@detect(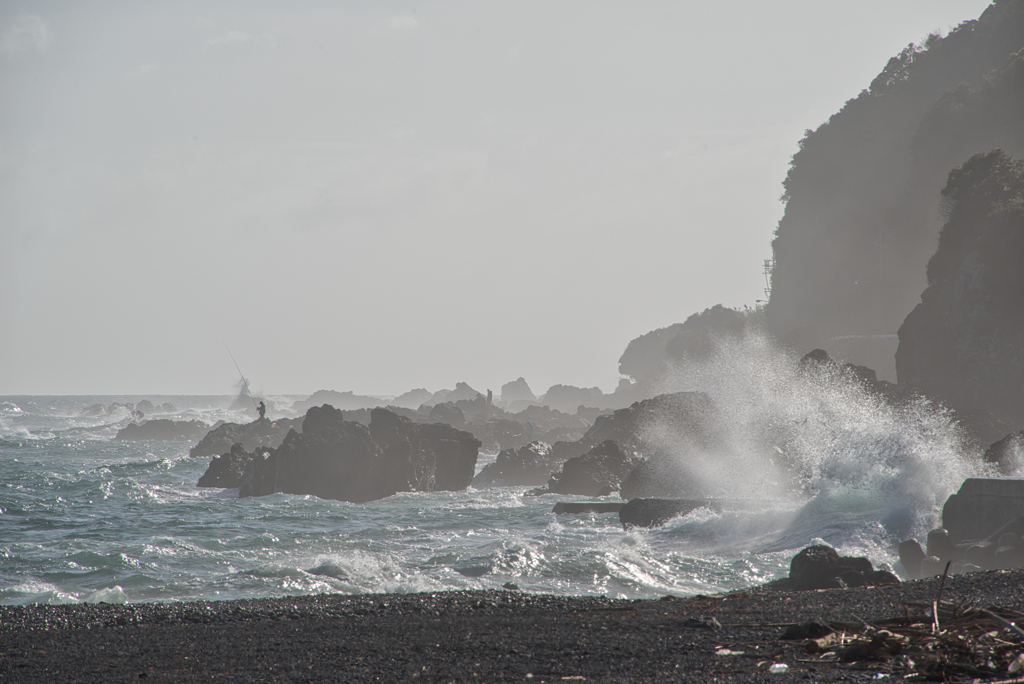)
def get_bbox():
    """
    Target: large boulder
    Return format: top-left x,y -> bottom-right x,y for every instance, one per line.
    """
768,545 -> 899,591
545,440 -> 639,496
237,405 -> 480,503
942,478 -> 1024,543
189,417 -> 299,458
115,419 -> 210,442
